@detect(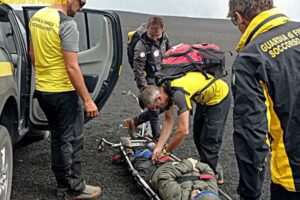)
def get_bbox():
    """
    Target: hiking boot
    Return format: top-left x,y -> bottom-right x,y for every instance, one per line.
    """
56,185 -> 69,199
122,119 -> 137,138
216,163 -> 224,185
120,137 -> 134,154
216,172 -> 224,185
66,185 -> 102,200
